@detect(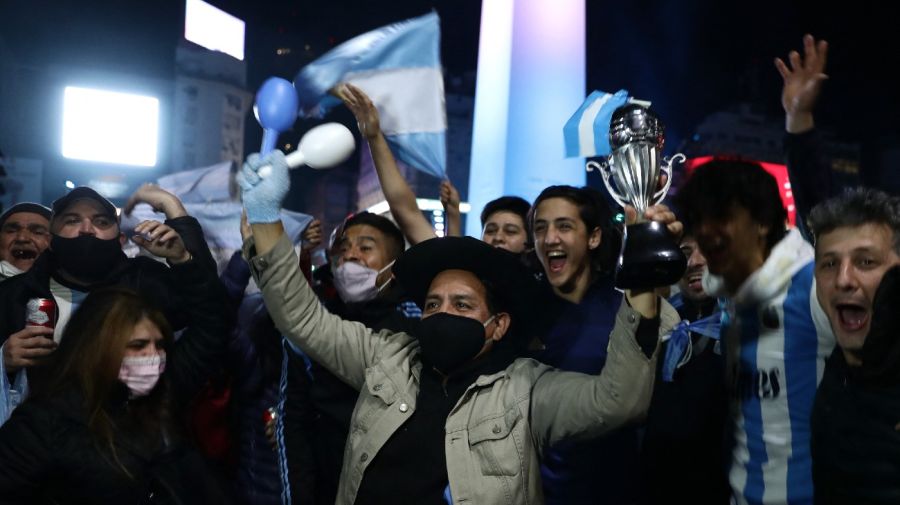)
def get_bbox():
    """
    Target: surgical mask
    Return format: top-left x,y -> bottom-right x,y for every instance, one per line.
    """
0,261 -> 23,278
332,260 -> 394,303
118,354 -> 166,398
51,234 -> 125,283
417,313 -> 496,375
